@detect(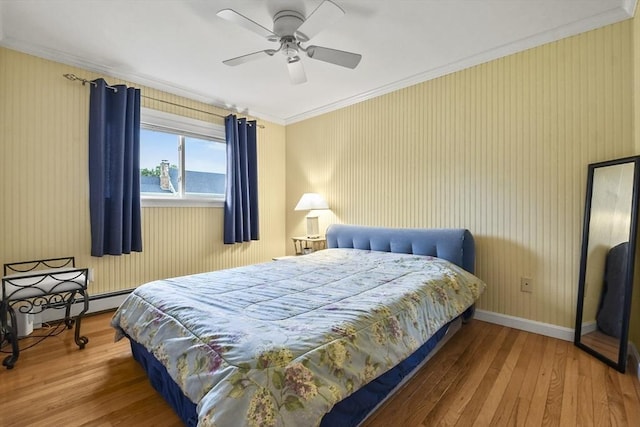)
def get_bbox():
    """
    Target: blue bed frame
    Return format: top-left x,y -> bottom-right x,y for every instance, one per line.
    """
127,224 -> 477,426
